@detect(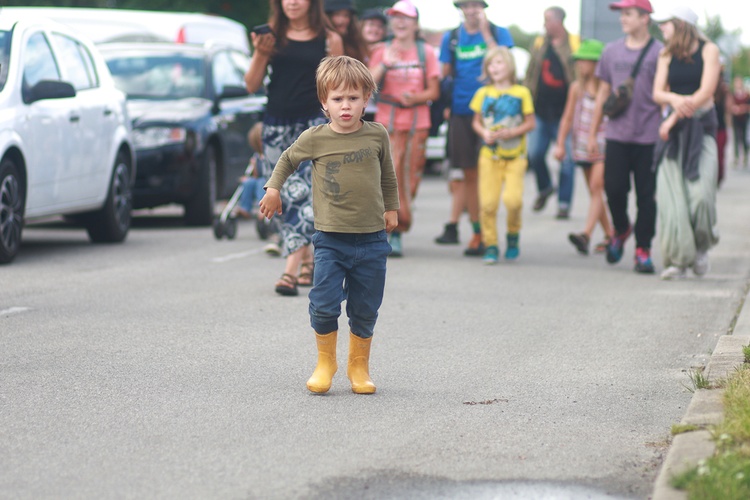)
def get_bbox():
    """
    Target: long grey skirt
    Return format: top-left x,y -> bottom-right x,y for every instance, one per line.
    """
656,134 -> 720,268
